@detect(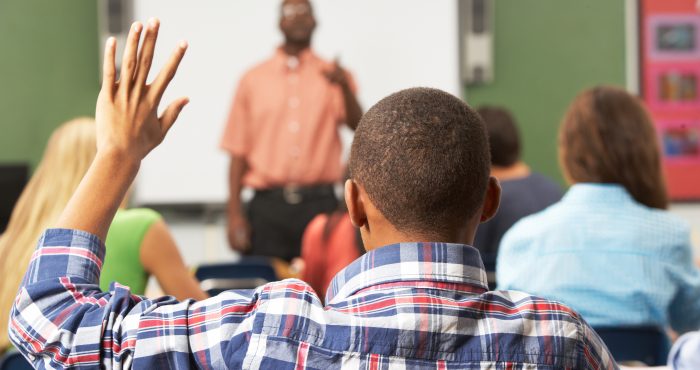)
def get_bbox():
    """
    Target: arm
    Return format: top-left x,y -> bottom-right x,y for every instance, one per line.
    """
667,234 -> 700,334
578,319 -> 618,370
668,331 -> 700,370
140,219 -> 208,301
340,81 -> 362,130
324,62 -> 362,130
56,20 -> 187,241
227,155 -> 251,252
9,19 -> 259,368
